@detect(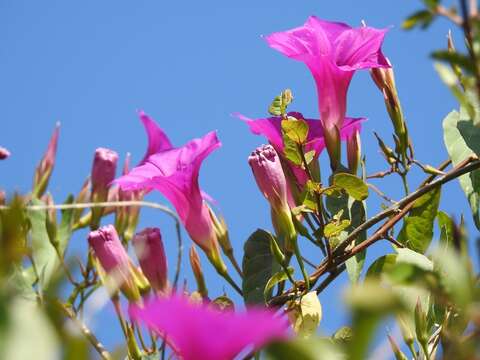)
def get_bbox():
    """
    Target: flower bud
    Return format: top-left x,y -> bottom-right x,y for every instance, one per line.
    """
33,124 -> 60,198
347,129 -> 361,175
88,224 -> 140,302
387,334 -> 408,360
323,125 -> 341,171
73,177 -> 91,224
0,190 -> 5,205
90,148 -> 118,229
249,145 -> 296,251
208,206 -> 232,255
189,245 -> 208,297
0,147 -> 10,160
133,227 -> 168,293
91,148 -> 118,200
